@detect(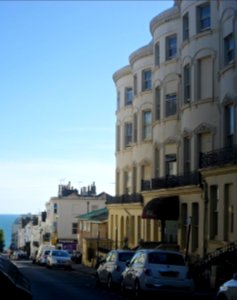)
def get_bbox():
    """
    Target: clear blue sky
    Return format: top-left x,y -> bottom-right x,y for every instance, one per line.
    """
0,0 -> 174,214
